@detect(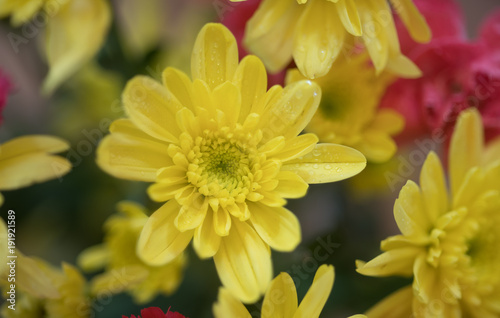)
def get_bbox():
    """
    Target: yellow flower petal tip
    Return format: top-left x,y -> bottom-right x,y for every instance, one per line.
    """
0,135 -> 71,192
97,22 -> 365,303
239,0 -> 430,78
213,264 -> 364,317
42,0 -> 111,94
357,110 -> 500,317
